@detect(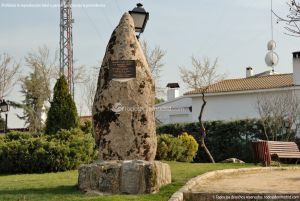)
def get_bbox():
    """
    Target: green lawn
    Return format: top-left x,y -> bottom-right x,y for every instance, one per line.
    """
0,162 -> 255,201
